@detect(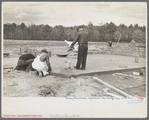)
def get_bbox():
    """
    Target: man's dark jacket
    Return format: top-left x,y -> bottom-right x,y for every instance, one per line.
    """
71,30 -> 89,47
